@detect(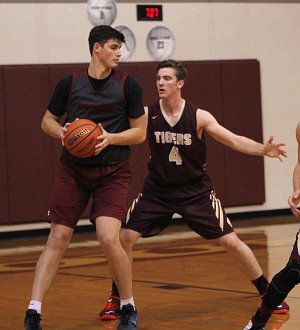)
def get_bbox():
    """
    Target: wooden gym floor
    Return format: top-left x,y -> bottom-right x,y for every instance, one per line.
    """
1,215 -> 300,329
